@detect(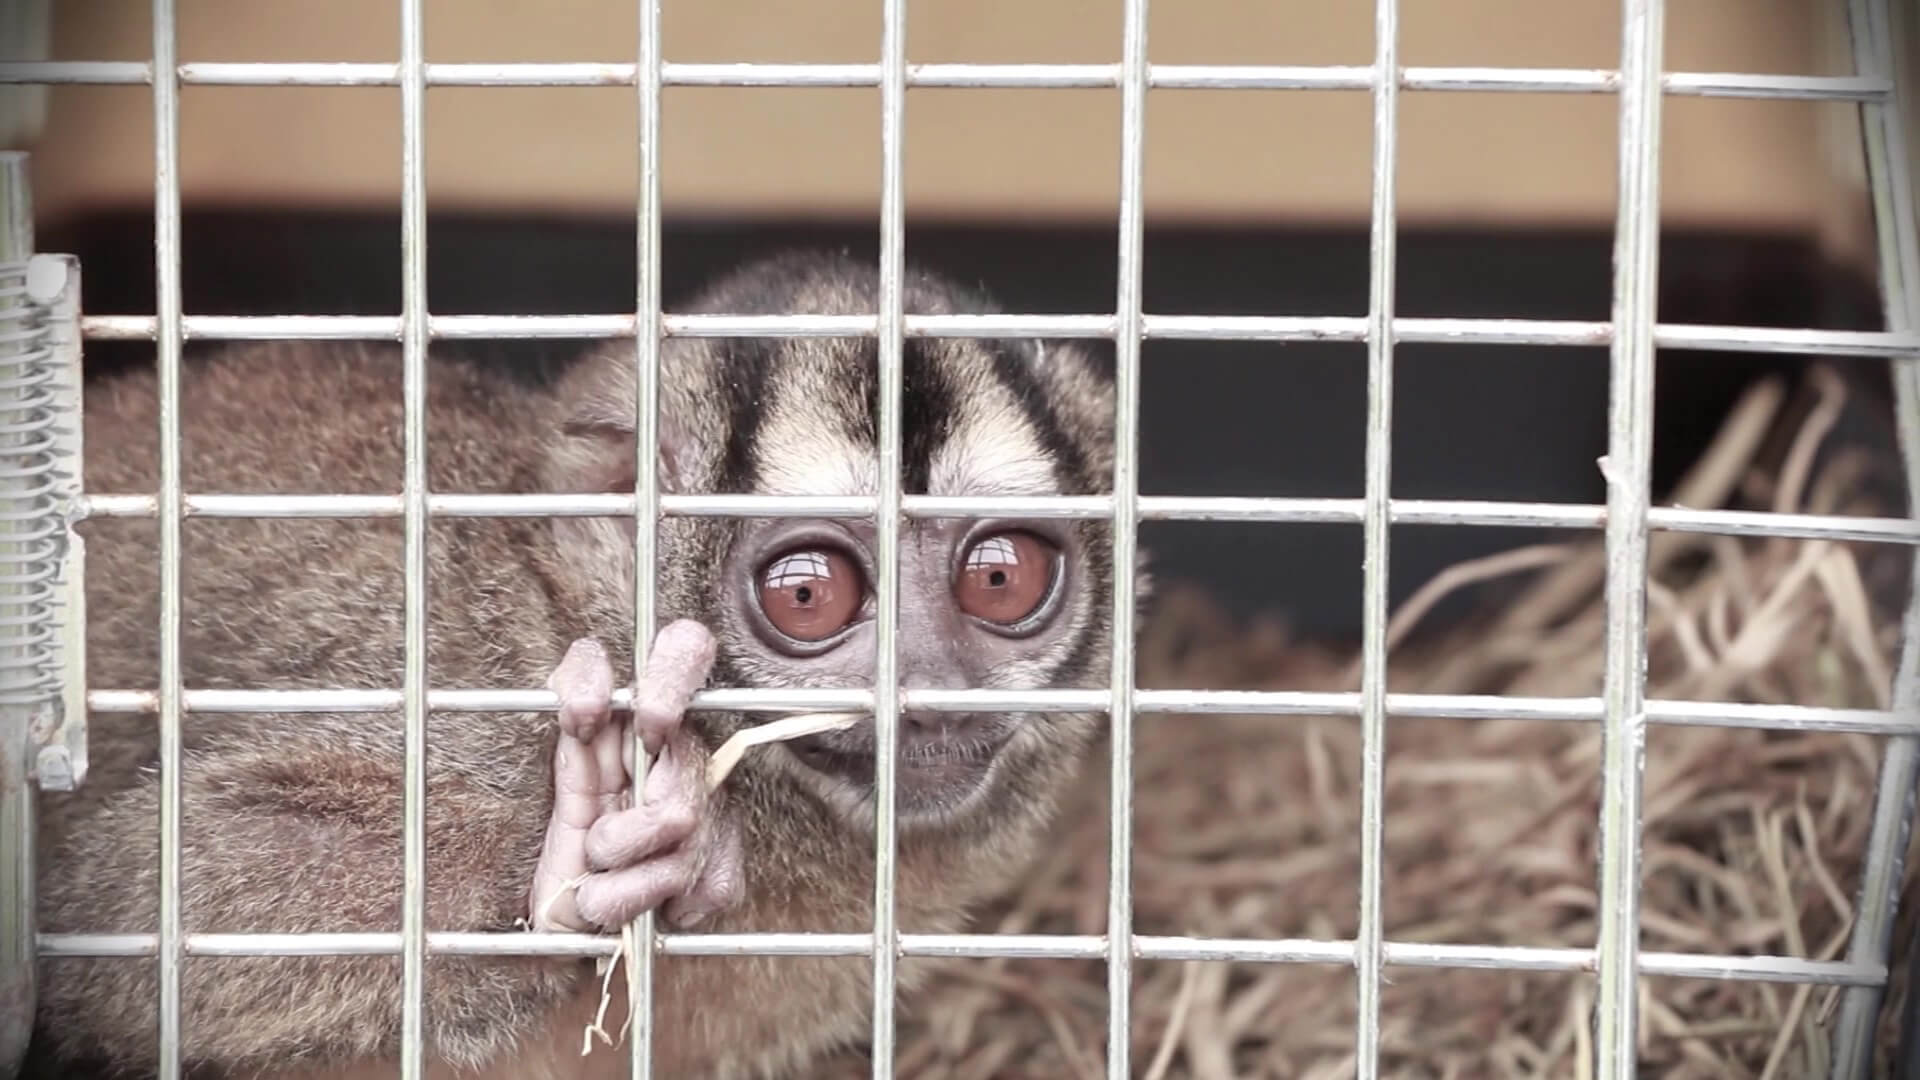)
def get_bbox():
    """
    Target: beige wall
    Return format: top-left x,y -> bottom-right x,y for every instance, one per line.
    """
23,0 -> 1869,234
